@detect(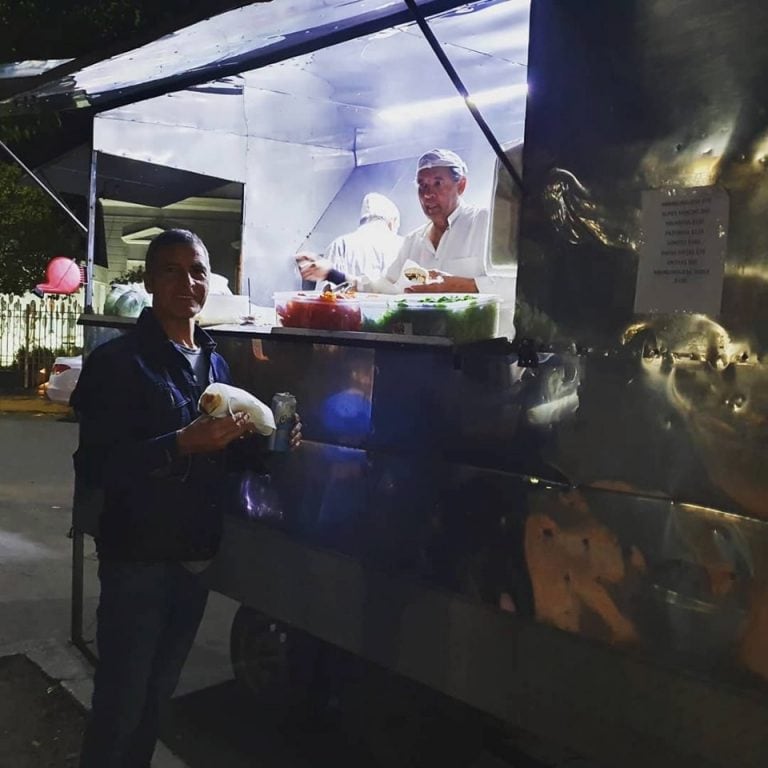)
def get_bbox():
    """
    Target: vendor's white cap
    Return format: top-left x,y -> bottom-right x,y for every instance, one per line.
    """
360,192 -> 399,222
416,148 -> 468,177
